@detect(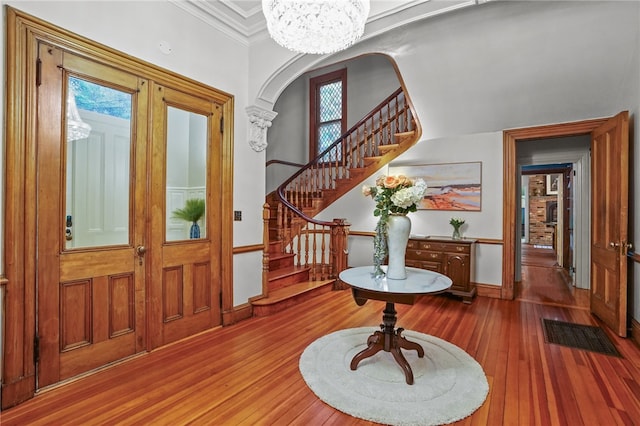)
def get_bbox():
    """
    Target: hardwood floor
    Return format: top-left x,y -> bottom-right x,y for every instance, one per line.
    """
517,244 -> 590,309
3,260 -> 639,425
